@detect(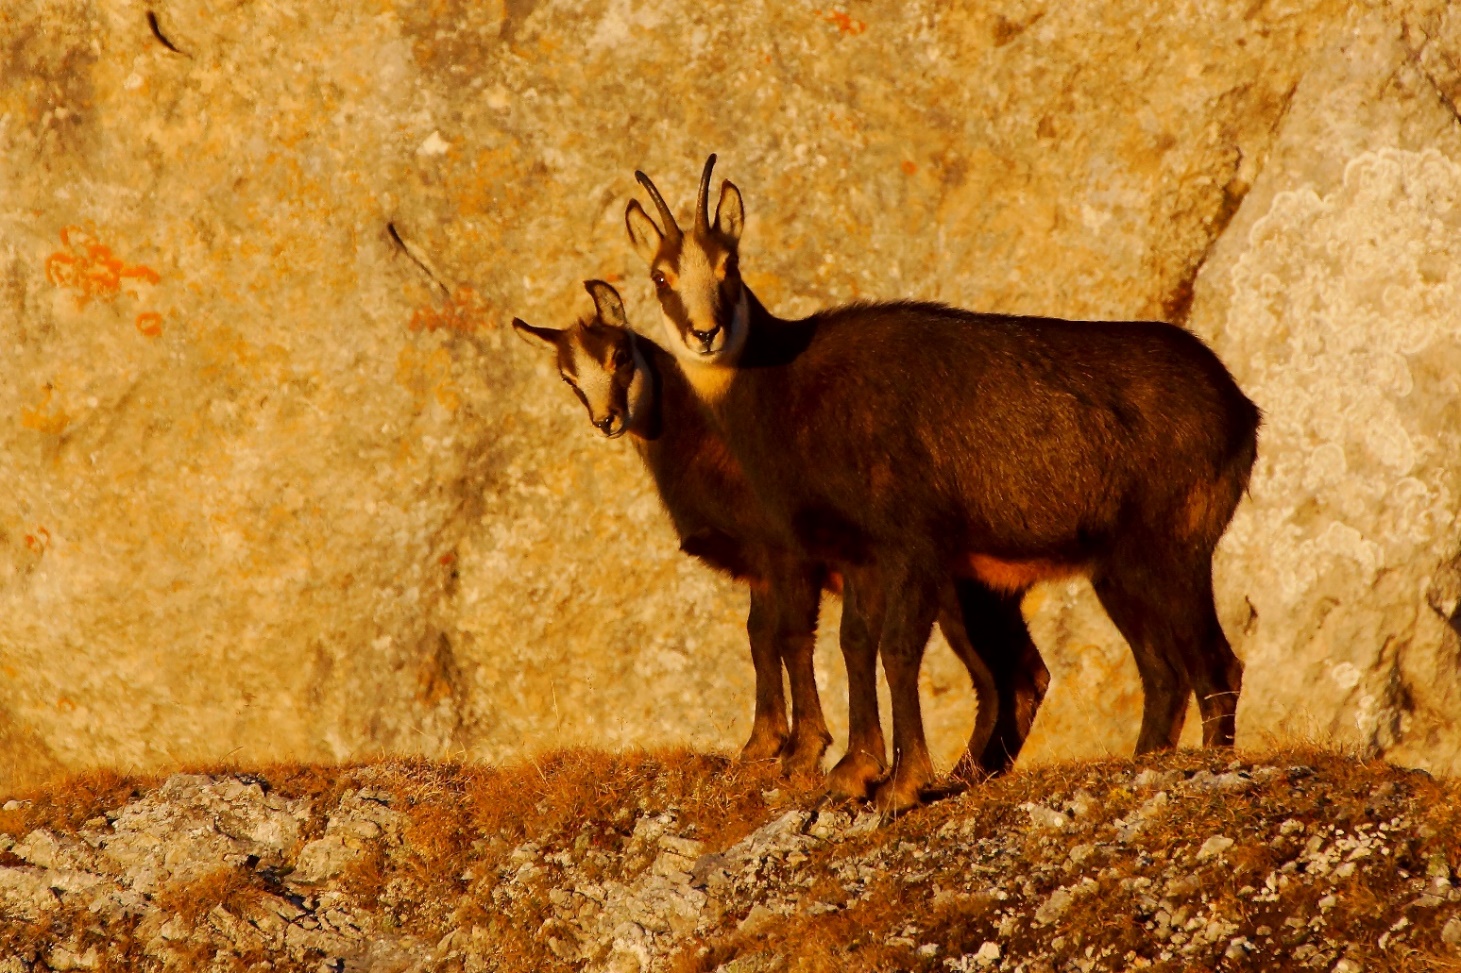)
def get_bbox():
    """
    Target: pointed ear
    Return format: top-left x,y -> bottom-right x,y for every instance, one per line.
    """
625,200 -> 664,264
511,317 -> 564,350
583,280 -> 628,329
714,180 -> 744,243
